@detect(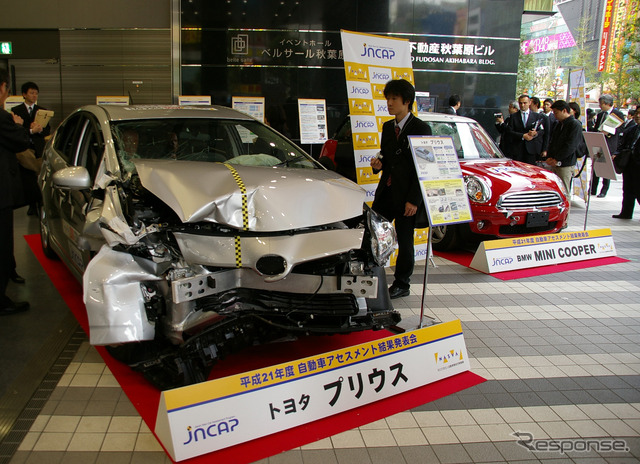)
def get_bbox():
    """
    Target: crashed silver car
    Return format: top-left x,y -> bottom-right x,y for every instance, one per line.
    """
39,105 -> 399,390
